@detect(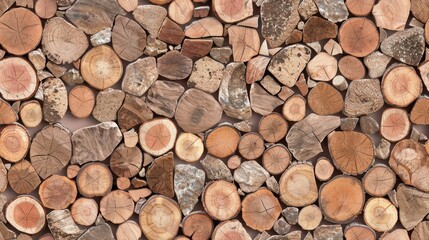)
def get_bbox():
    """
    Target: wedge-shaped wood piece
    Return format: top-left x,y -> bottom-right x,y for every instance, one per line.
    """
411,97 -> 429,124
0,57 -> 38,101
242,188 -> 281,231
364,197 -> 397,232
363,164 -> 396,197
372,0 -> 410,31
139,195 -> 181,240
76,162 -> 113,197
132,5 -> 166,37
382,65 -> 422,107
411,0 -> 429,23
182,212 -> 213,240
146,152 -> 175,198
380,108 -> 410,142
8,160 -> 40,194
39,175 -> 77,210
184,17 -> 223,38
0,123 -> 30,163
397,184 -> 429,230
181,39 -> 213,60
147,80 -> 184,118
0,8 -> 42,55
118,0 -> 137,12
228,26 -> 260,62
6,196 -> 45,235
308,82 -> 343,115
158,18 -> 184,45
0,99 -> 17,124
110,144 -> 142,178
71,198 -> 98,226
65,0 -> 125,34
319,176 -> 365,223
118,94 -> 153,130
100,190 -> 134,224
42,17 -> 88,64
203,180 -> 241,221
30,124 -> 71,179
206,124 -> 241,159
112,15 -> 146,62
303,16 -> 338,43
339,17 -> 379,57
411,221 -> 429,240
157,50 -> 192,80
279,163 -> 318,207
212,220 -> 251,240
139,118 -> 177,157
246,56 -> 270,84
